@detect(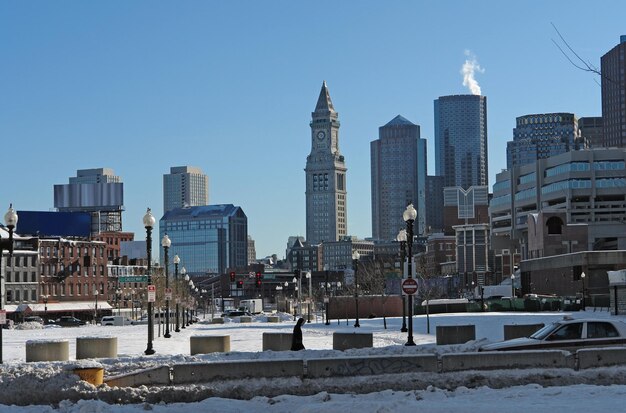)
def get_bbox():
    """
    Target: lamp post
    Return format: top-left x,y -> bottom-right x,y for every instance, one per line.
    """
1,204 -> 18,364
324,265 -> 330,325
181,269 -> 188,329
161,234 -> 172,338
93,289 -> 99,323
511,274 -> 515,297
131,289 -> 136,320
403,204 -> 417,346
581,271 -> 586,310
305,271 -> 312,323
397,229 -> 408,333
284,281 -> 289,314
352,251 -> 360,328
275,285 -> 283,311
173,255 -> 180,332
116,288 -> 122,316
292,276 -> 298,321
143,208 -> 156,355
187,278 -> 193,326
